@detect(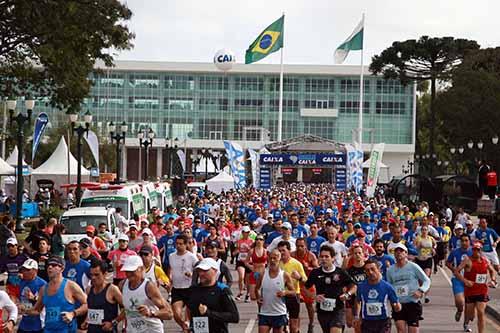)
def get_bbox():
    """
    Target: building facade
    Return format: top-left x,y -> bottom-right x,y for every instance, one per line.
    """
35,61 -> 416,182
